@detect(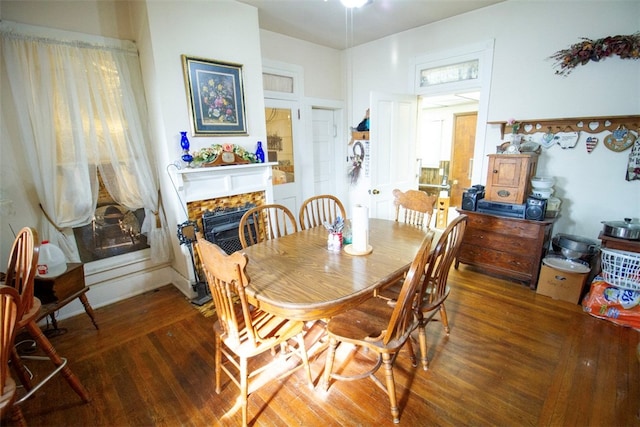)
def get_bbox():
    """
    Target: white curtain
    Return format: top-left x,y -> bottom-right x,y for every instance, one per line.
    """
0,22 -> 172,264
